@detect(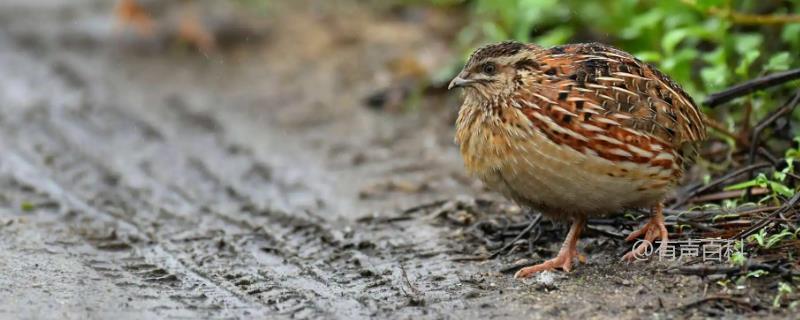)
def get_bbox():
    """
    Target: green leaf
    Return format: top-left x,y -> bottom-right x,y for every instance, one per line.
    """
662,28 -> 690,55
781,24 -> 800,48
730,251 -> 747,266
481,21 -> 509,42
724,176 -> 763,191
764,52 -> 792,72
701,64 -> 729,91
734,33 -> 763,55
620,9 -> 663,40
766,229 -> 794,248
634,51 -> 662,63
735,50 -> 760,77
534,26 -> 574,47
746,269 -> 768,278
20,201 -> 35,212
